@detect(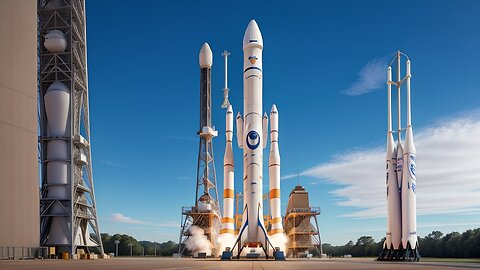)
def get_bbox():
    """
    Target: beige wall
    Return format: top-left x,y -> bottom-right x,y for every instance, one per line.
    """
0,0 -> 39,247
